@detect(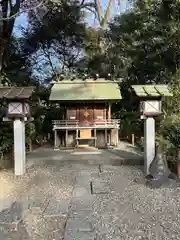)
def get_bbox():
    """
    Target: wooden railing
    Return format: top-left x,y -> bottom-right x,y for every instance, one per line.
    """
52,119 -> 120,129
